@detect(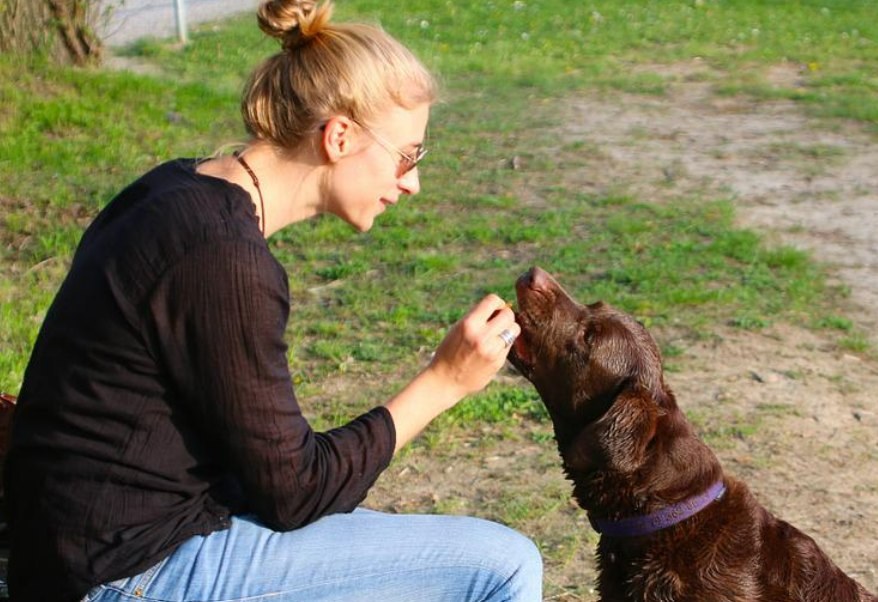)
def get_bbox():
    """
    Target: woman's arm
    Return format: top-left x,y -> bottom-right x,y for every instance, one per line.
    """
149,239 -> 396,530
150,239 -> 517,526
385,294 -> 519,453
